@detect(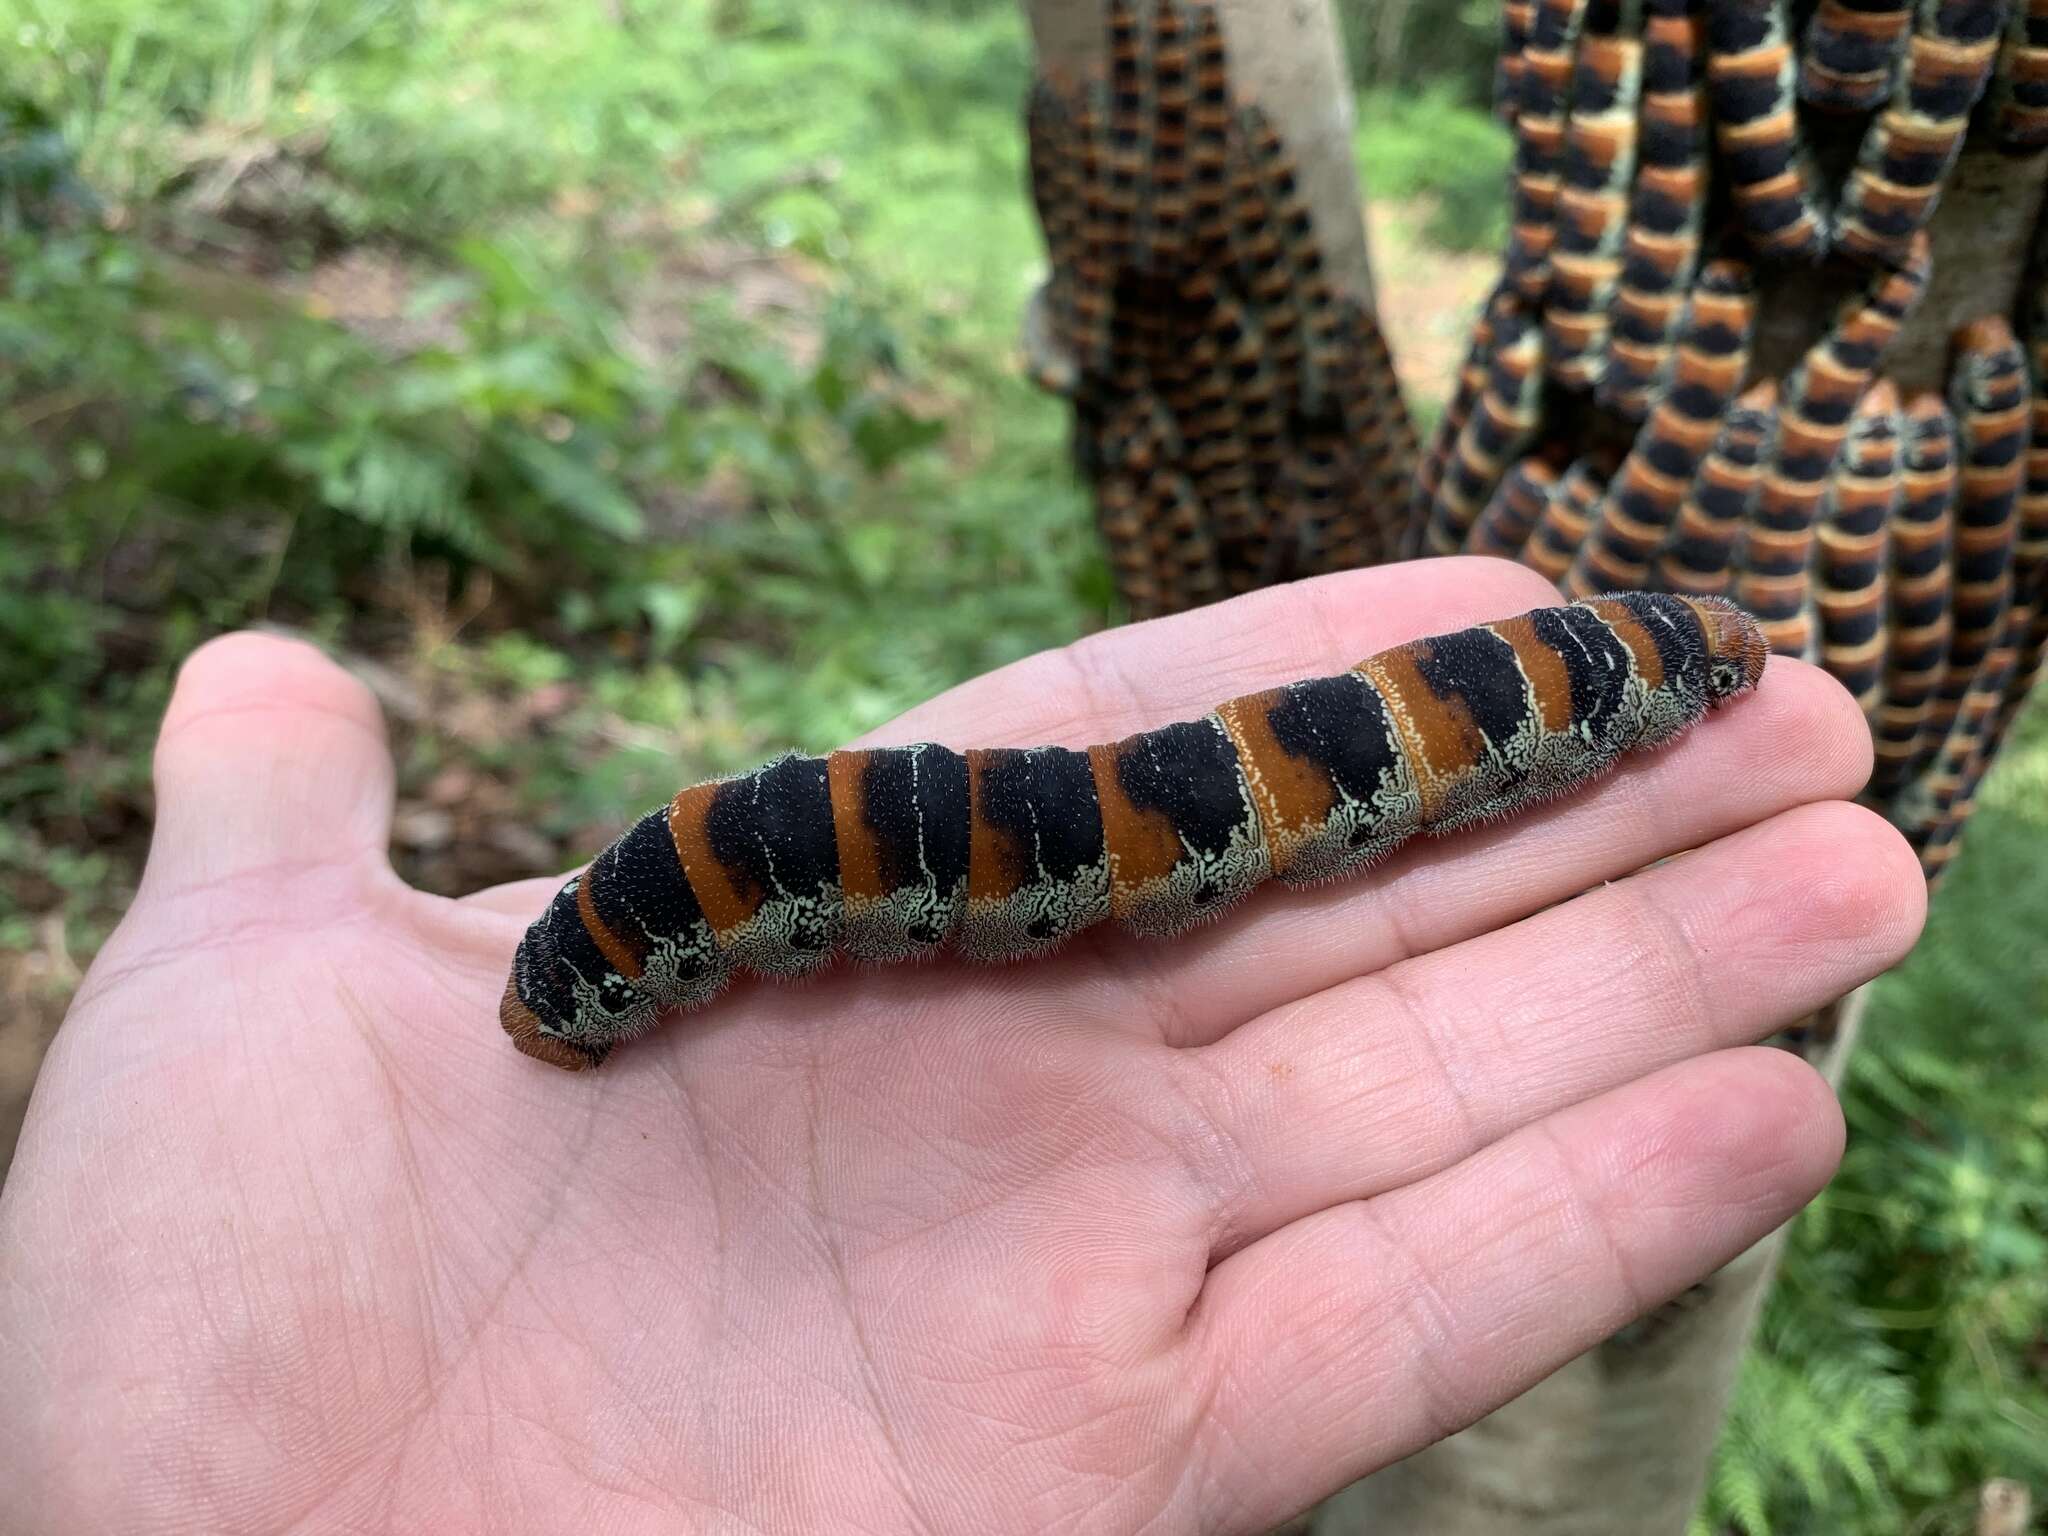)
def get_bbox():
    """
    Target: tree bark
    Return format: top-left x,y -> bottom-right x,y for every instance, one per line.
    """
1019,0 -> 1378,308
1016,0 -> 1414,616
